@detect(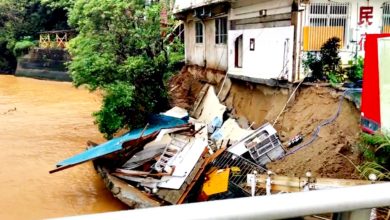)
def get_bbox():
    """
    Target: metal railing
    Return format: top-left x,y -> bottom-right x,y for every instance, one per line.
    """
51,182 -> 390,220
